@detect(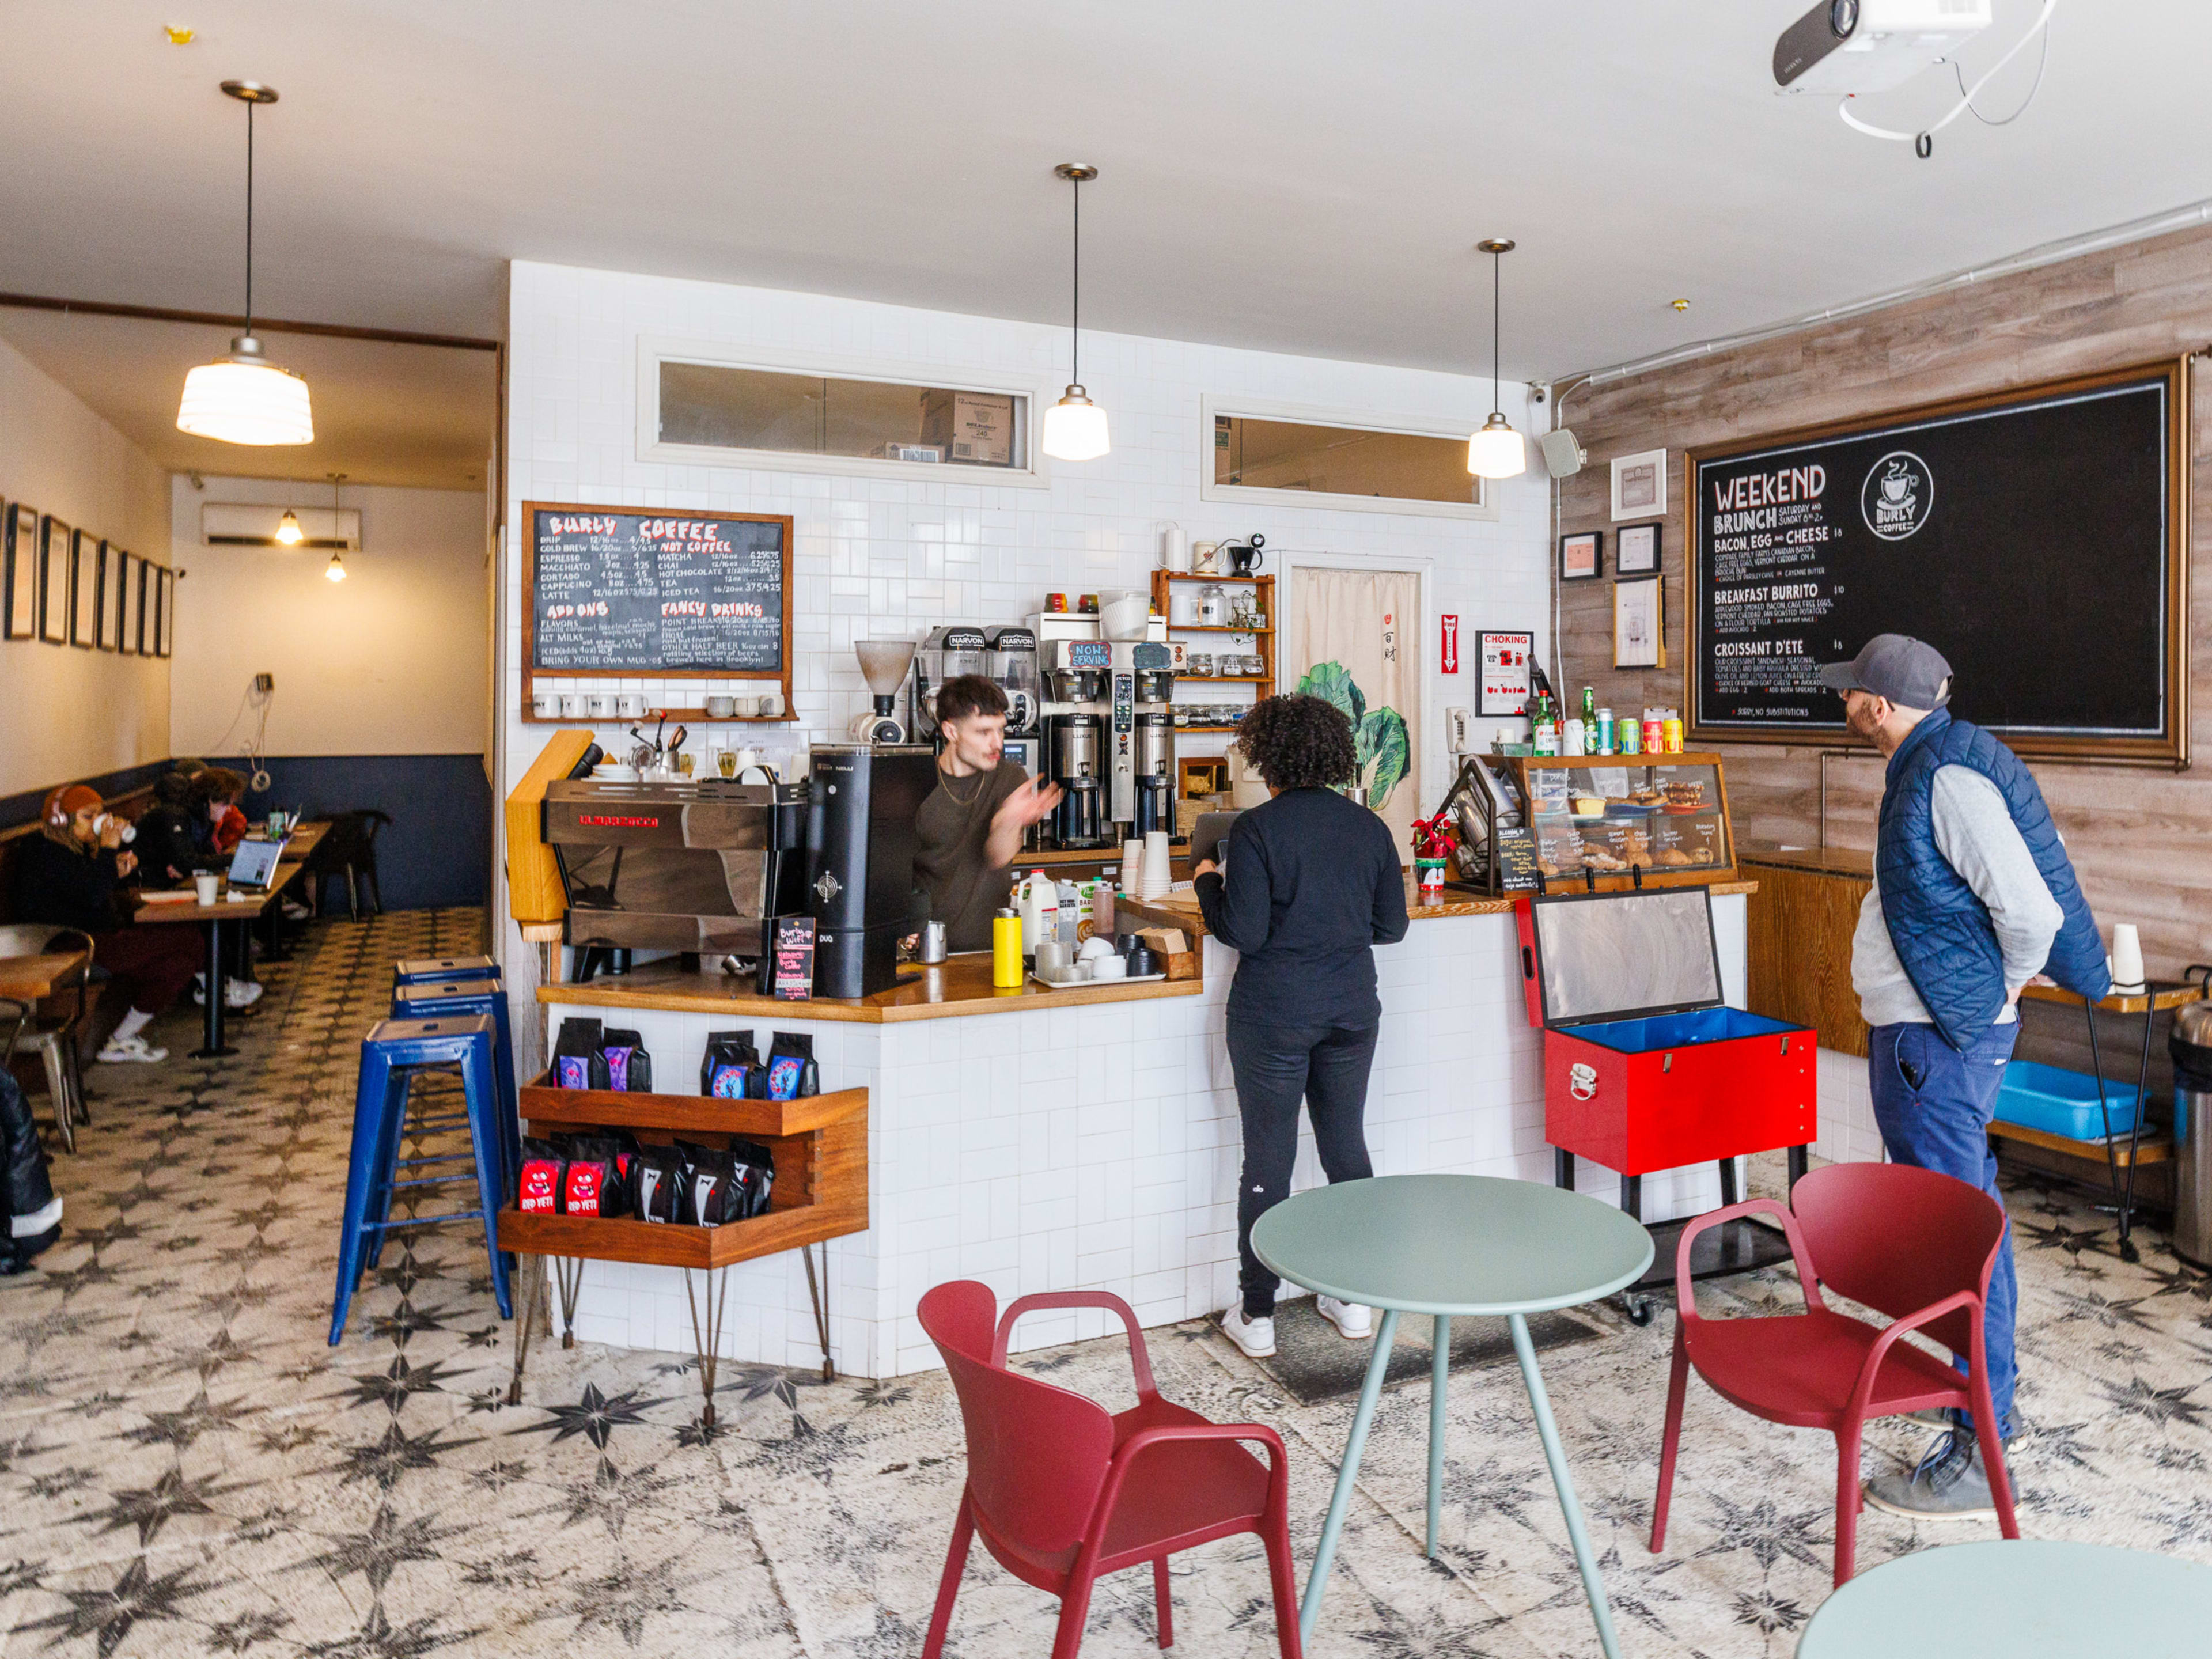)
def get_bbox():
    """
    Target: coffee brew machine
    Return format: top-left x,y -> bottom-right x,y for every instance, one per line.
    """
1111,640 -> 1176,838
1039,637 -> 1112,848
805,744 -> 935,998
